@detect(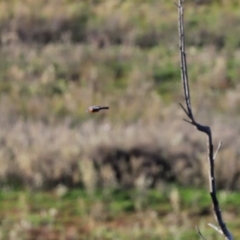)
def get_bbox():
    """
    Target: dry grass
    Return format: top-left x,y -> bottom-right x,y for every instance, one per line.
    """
0,2 -> 239,239
0,108 -> 239,190
0,0 -> 239,190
